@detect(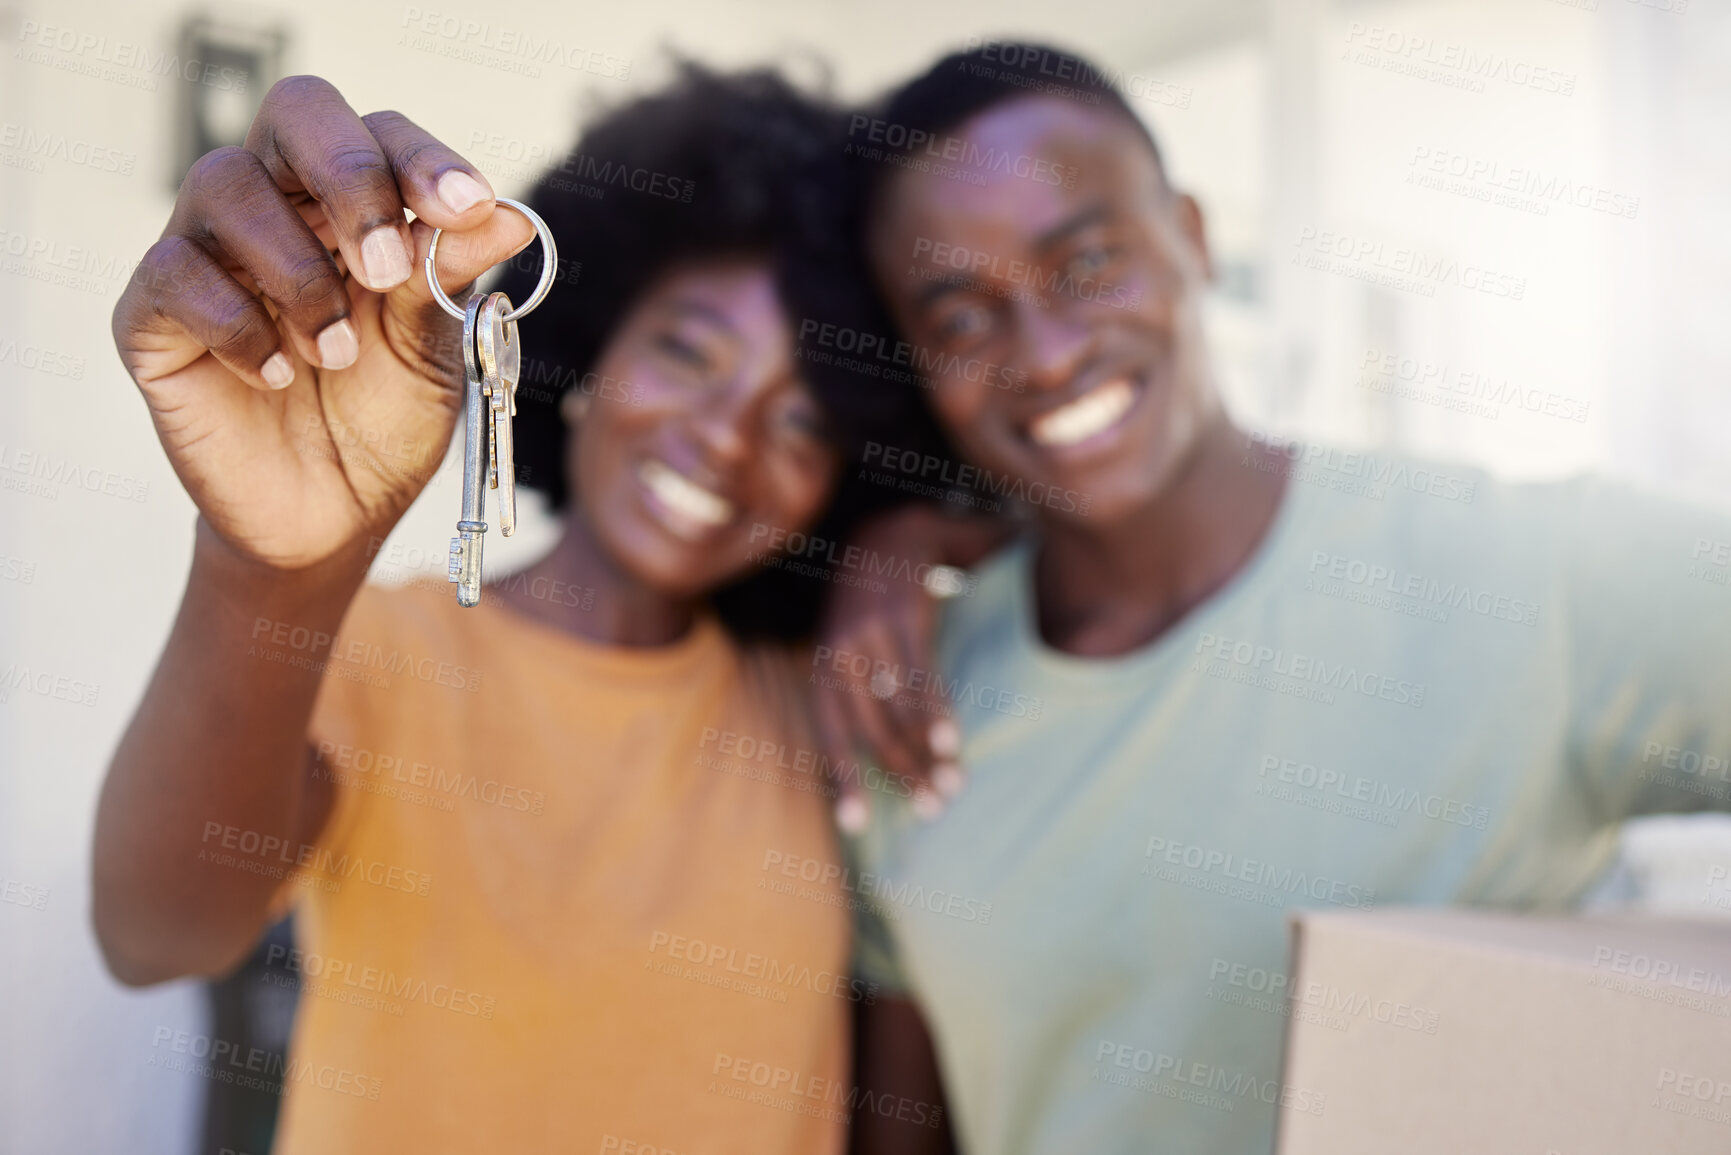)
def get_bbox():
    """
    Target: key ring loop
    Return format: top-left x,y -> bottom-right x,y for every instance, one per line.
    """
424,196 -> 557,324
